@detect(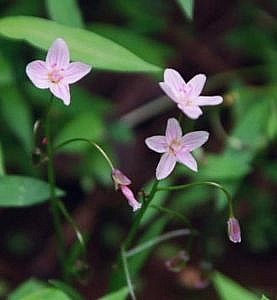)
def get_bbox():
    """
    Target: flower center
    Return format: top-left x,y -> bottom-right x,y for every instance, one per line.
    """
169,138 -> 182,155
178,84 -> 194,106
48,69 -> 64,83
